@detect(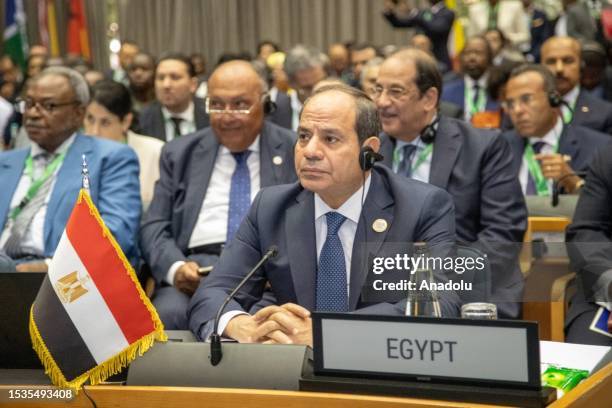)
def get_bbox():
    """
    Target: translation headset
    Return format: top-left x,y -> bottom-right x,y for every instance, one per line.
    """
548,91 -> 562,108
263,95 -> 277,115
359,145 -> 383,171
420,113 -> 441,144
